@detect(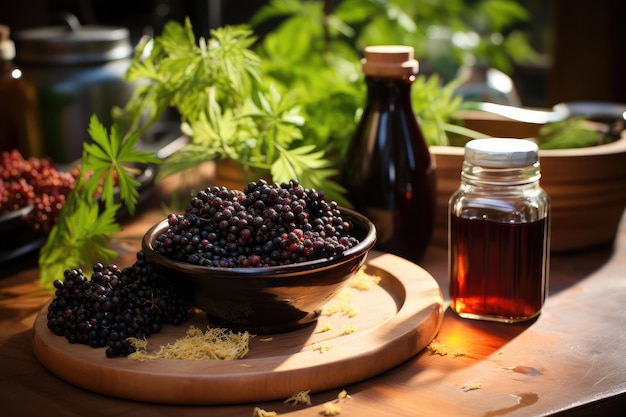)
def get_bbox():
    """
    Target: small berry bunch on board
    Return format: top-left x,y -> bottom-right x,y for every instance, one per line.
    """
152,179 -> 361,268
47,253 -> 189,358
